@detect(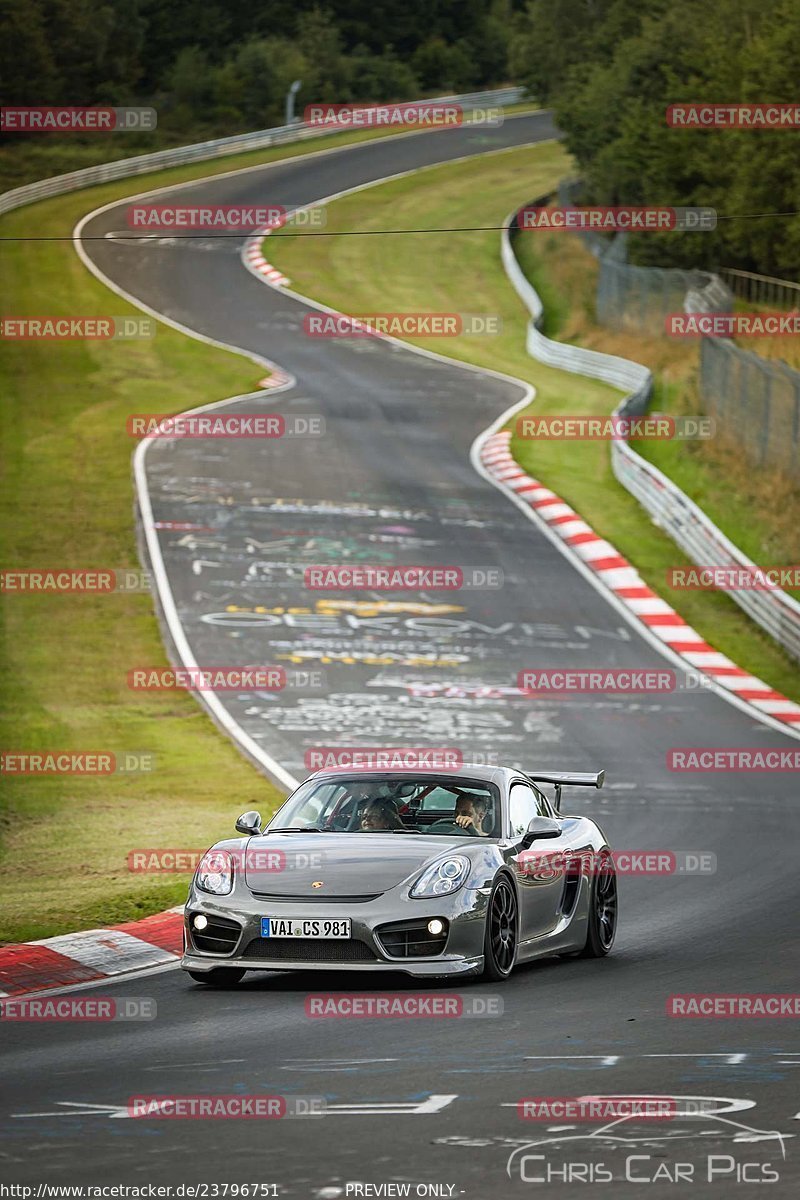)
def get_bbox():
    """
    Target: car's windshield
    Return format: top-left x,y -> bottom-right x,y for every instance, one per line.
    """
269,775 -> 501,837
